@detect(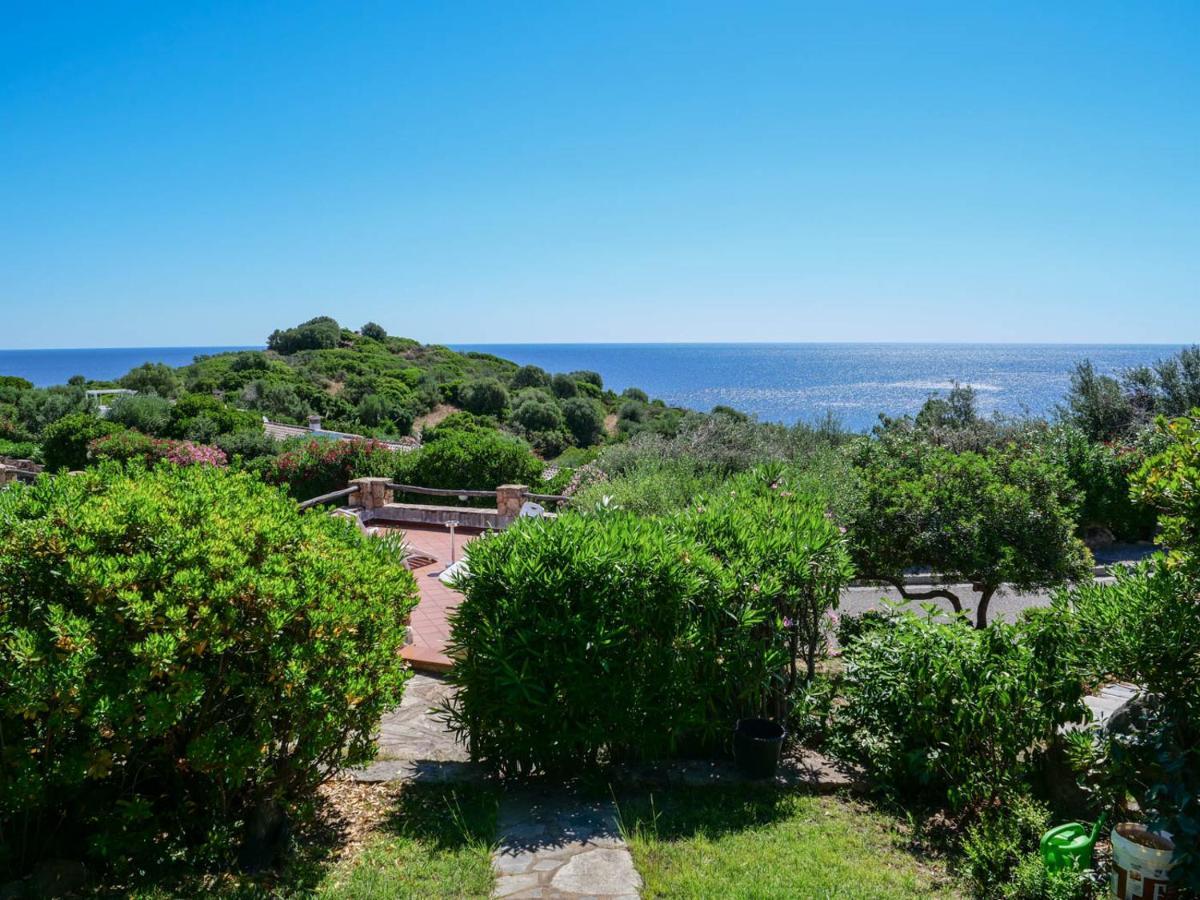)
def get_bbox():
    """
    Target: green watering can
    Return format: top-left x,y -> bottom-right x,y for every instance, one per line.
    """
1040,817 -> 1105,873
